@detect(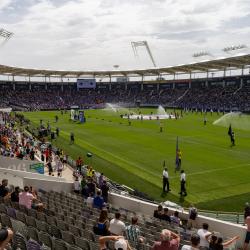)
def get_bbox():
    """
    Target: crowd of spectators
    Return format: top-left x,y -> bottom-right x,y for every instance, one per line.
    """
176,85 -> 250,111
0,112 -> 37,161
1,83 -> 250,111
72,163 -> 110,211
